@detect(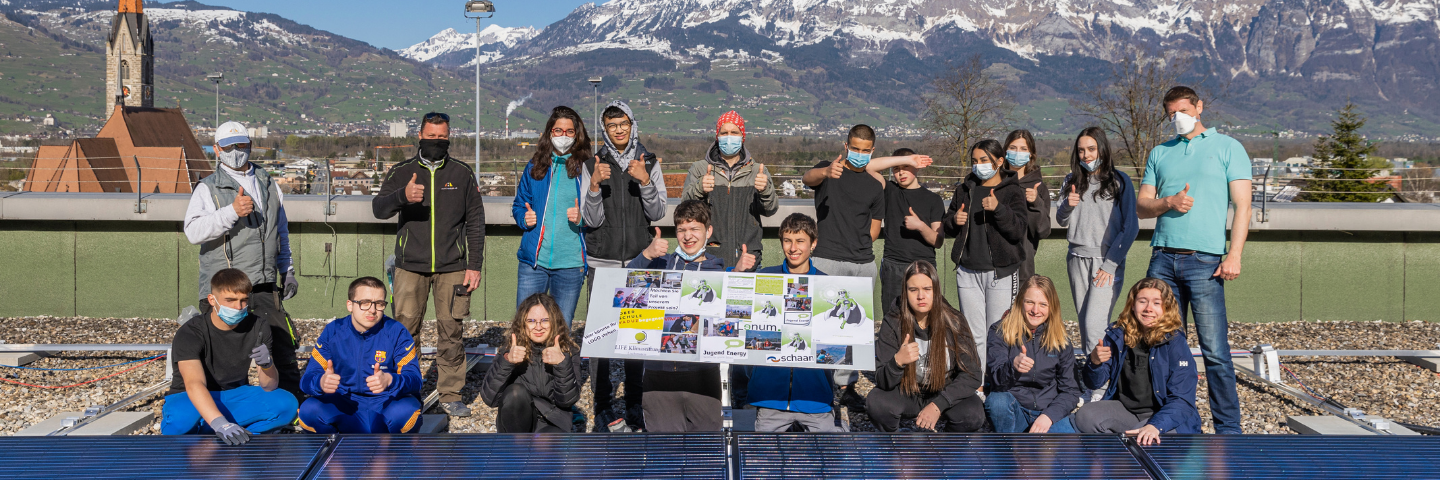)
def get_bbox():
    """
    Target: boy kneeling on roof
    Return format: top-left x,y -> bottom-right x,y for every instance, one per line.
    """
162,268 -> 298,445
297,277 -> 424,434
